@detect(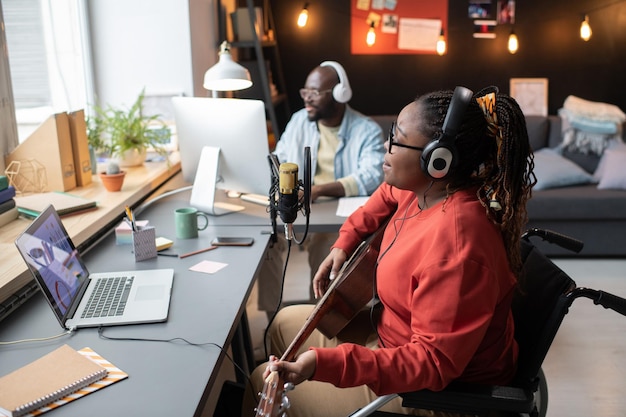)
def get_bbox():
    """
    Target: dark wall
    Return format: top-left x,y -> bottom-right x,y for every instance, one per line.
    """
270,0 -> 626,117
